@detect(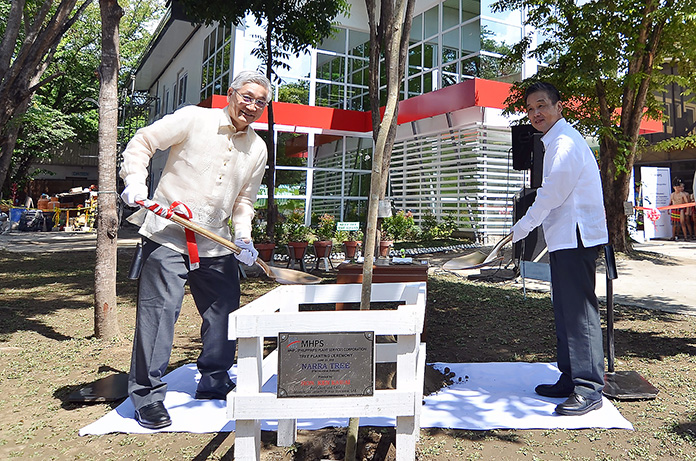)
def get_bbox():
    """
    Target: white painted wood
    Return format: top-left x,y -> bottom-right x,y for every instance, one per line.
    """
229,390 -> 417,420
227,281 -> 427,460
395,415 -> 416,461
375,342 -> 398,363
276,419 -> 296,447
235,419 -> 261,461
233,309 -> 423,339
